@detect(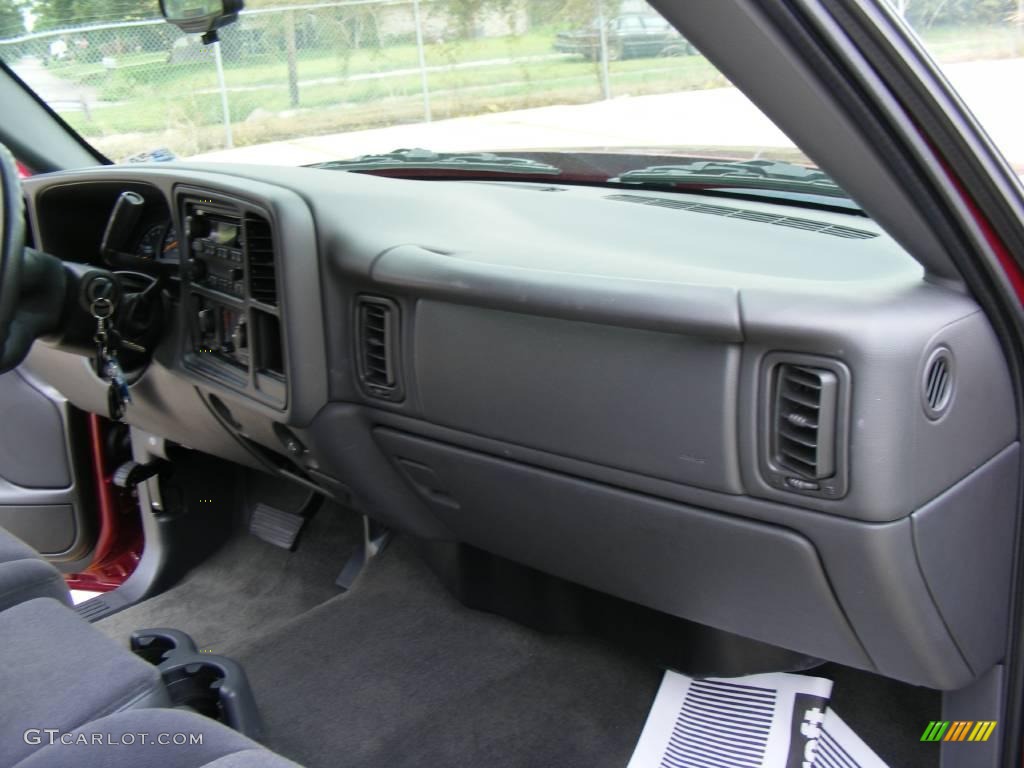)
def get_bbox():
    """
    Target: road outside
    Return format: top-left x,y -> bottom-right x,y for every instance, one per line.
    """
10,55 -> 100,112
